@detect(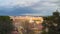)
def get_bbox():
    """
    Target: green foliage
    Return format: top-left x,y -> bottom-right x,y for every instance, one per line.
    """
53,10 -> 60,17
0,16 -> 14,34
42,10 -> 60,34
42,30 -> 48,34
